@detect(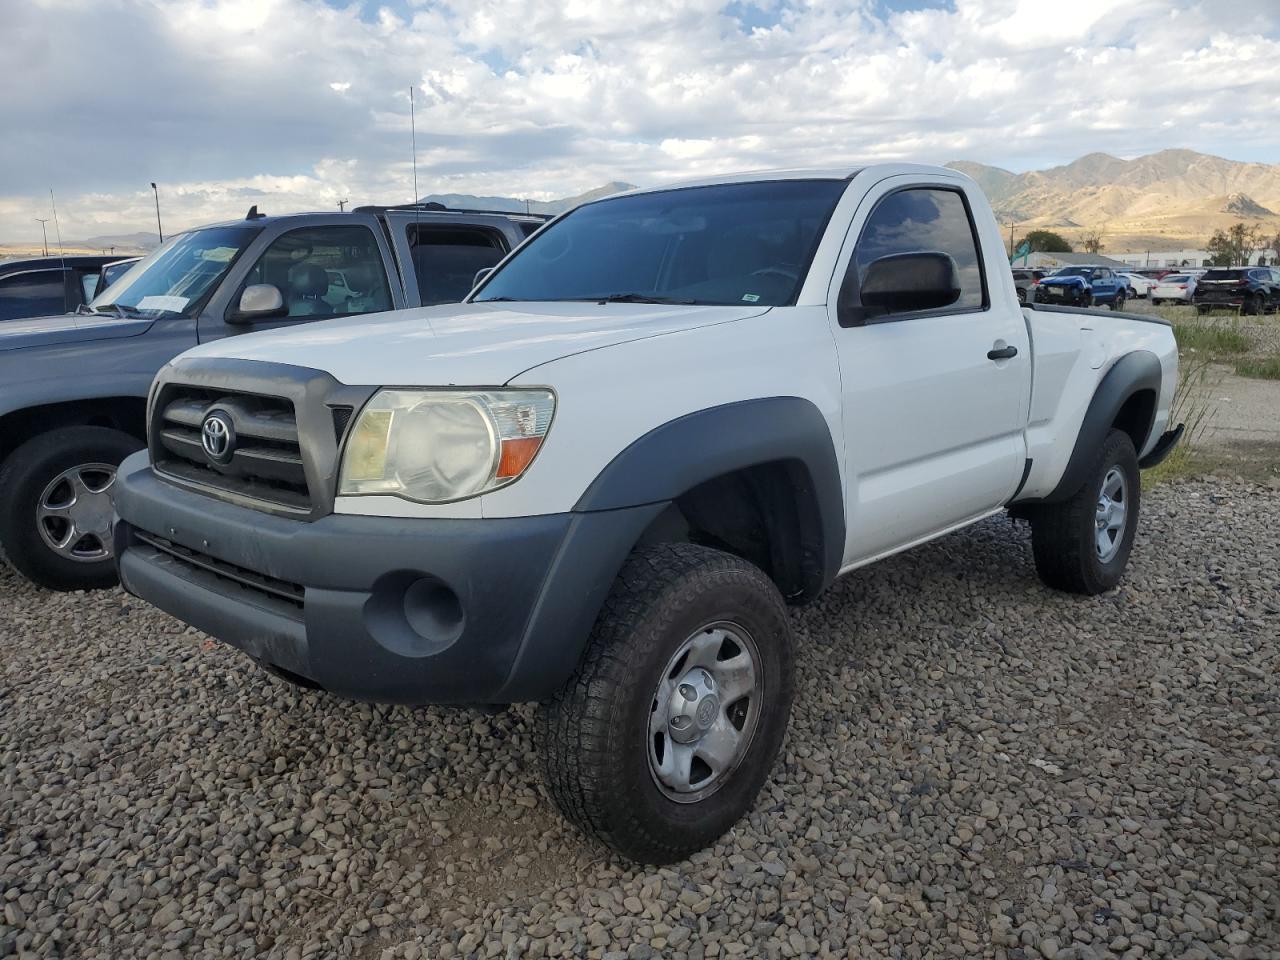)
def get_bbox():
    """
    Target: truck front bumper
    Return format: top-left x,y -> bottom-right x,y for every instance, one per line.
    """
113,452 -> 662,705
